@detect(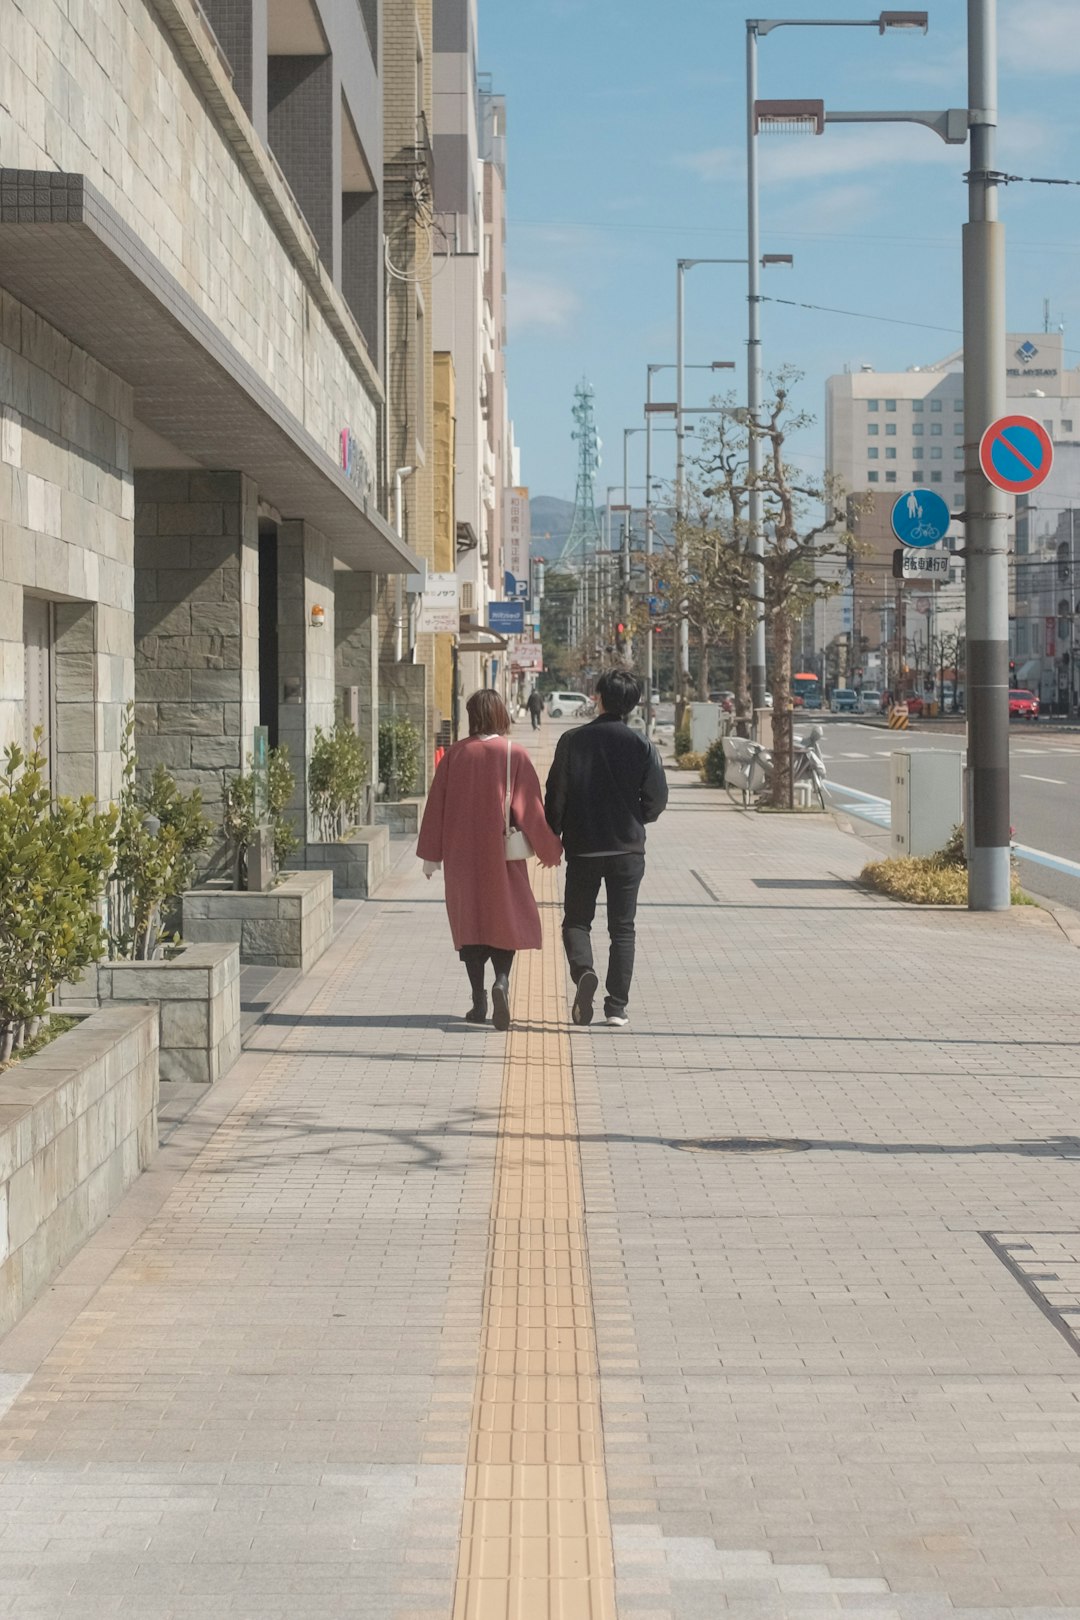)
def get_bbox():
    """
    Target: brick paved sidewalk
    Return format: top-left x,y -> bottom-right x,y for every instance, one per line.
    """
1,739 -> 1080,1618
